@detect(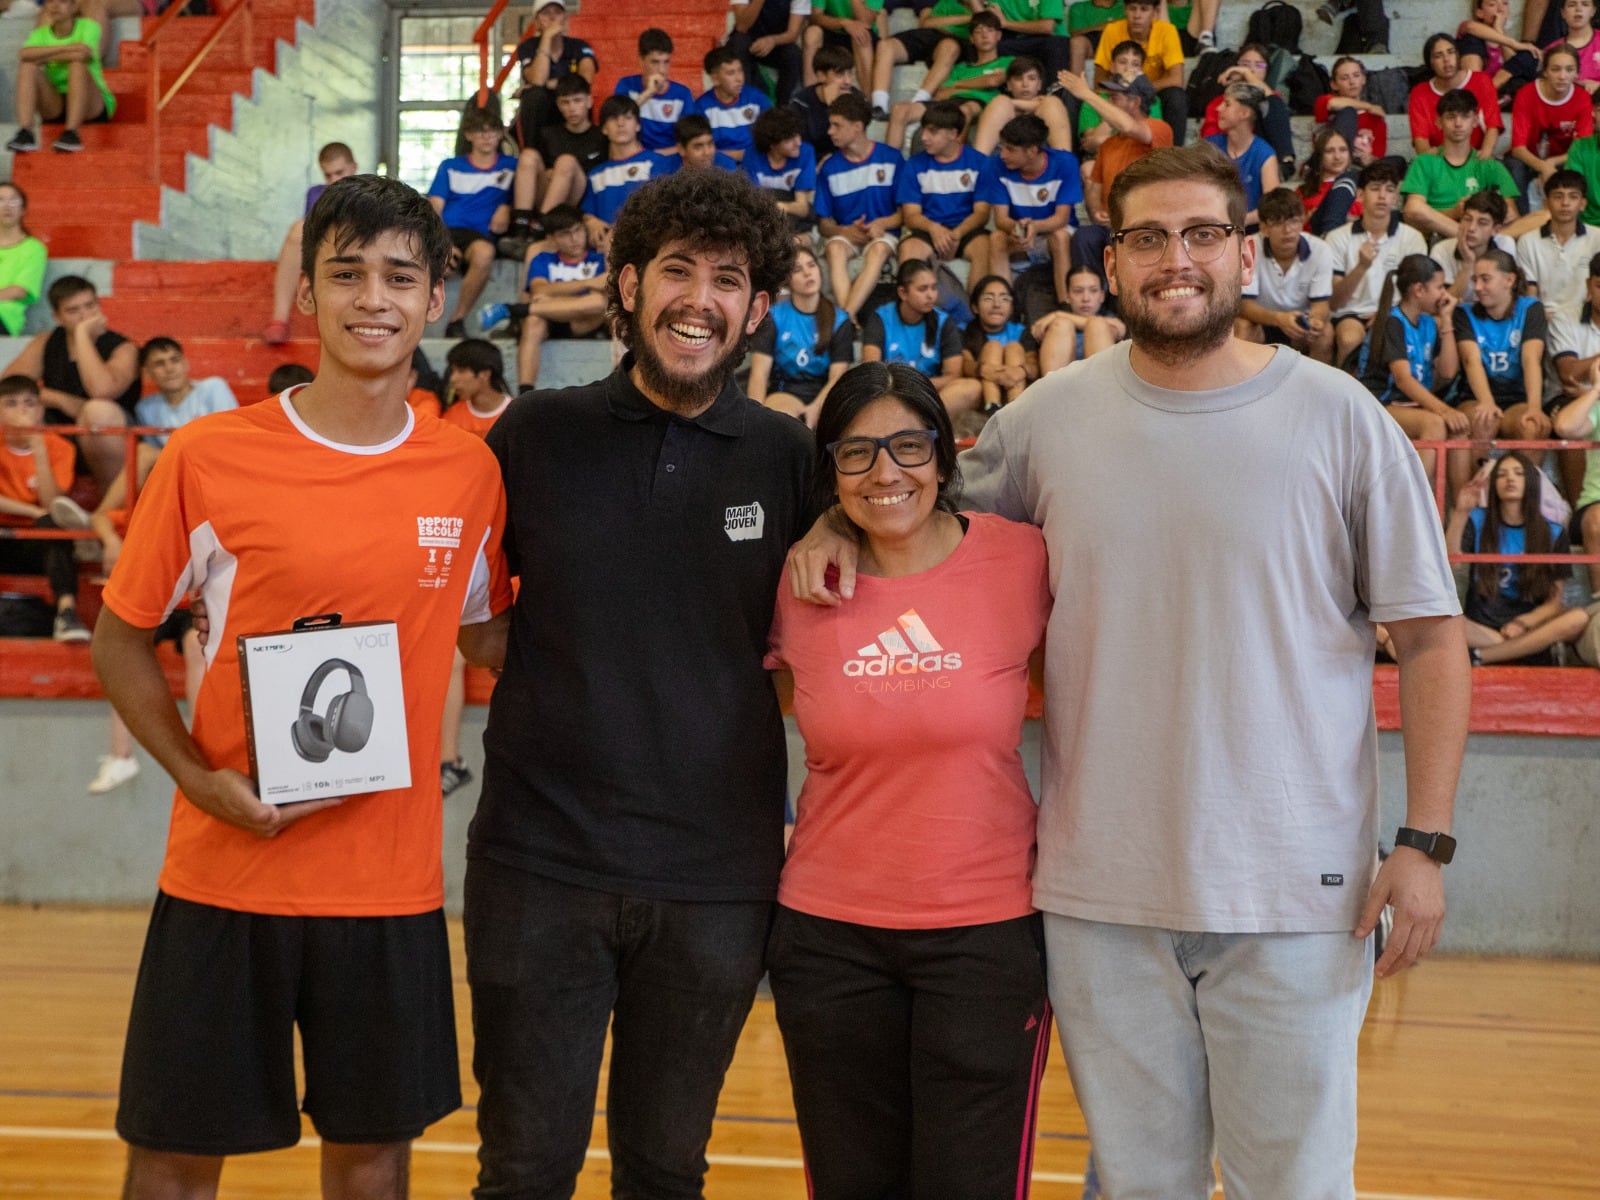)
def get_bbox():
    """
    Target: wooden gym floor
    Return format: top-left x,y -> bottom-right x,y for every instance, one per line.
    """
1,905 -> 1596,1198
